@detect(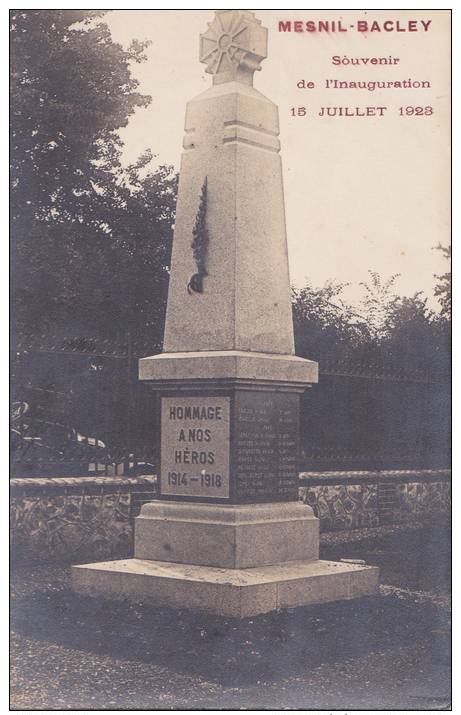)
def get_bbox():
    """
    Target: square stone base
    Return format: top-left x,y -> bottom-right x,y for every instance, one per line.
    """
72,558 -> 379,618
135,501 -> 319,568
